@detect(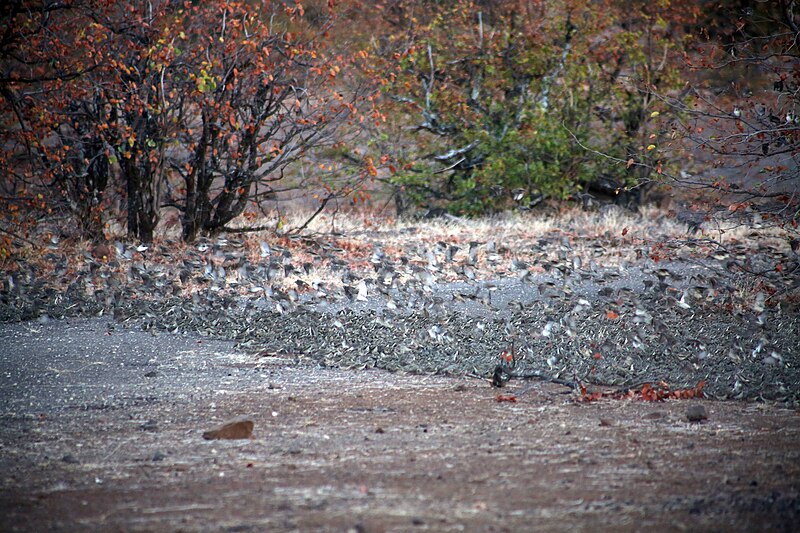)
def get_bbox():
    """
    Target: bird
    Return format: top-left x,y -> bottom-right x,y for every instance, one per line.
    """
468,241 -> 480,265
356,279 -> 368,302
